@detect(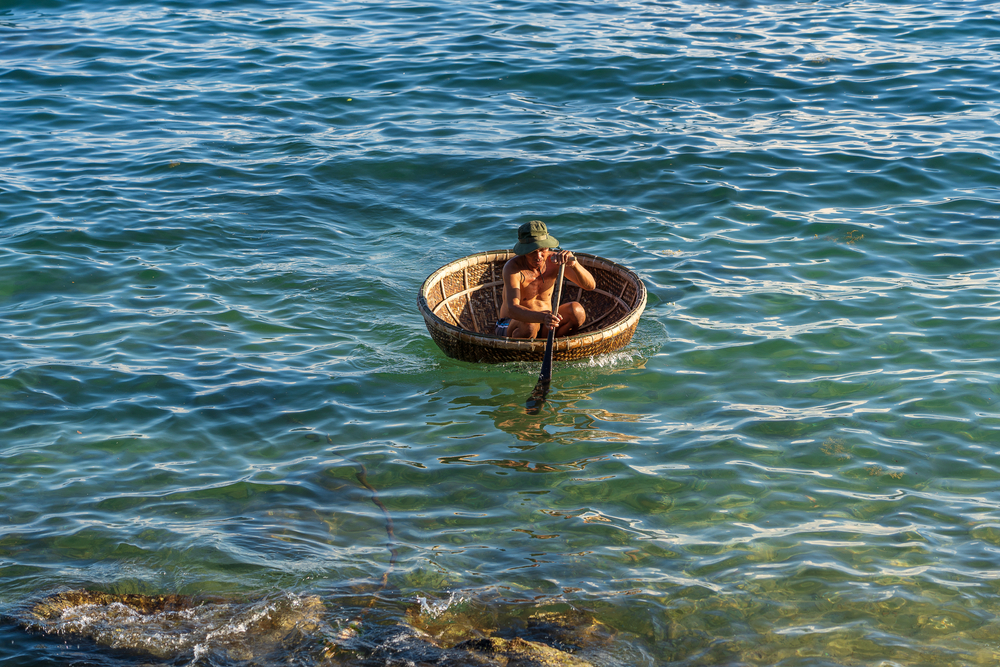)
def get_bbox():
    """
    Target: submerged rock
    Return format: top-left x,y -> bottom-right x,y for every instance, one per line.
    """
454,636 -> 594,666
14,589 -> 324,661
342,623 -> 595,666
10,590 -> 607,666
